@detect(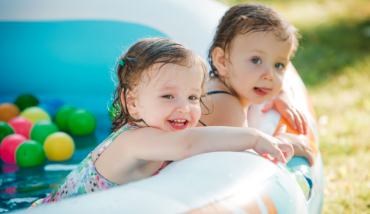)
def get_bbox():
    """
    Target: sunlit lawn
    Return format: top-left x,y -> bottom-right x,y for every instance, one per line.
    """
218,0 -> 370,213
